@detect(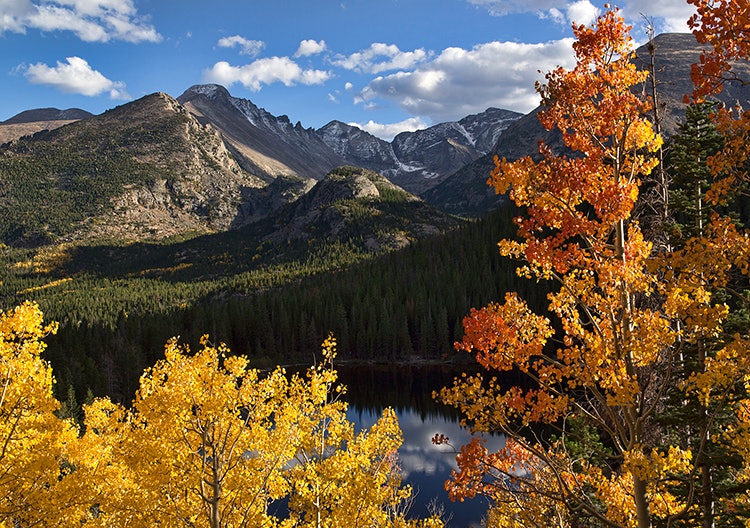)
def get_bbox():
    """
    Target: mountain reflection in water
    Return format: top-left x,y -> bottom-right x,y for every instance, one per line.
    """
337,364 -> 505,528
